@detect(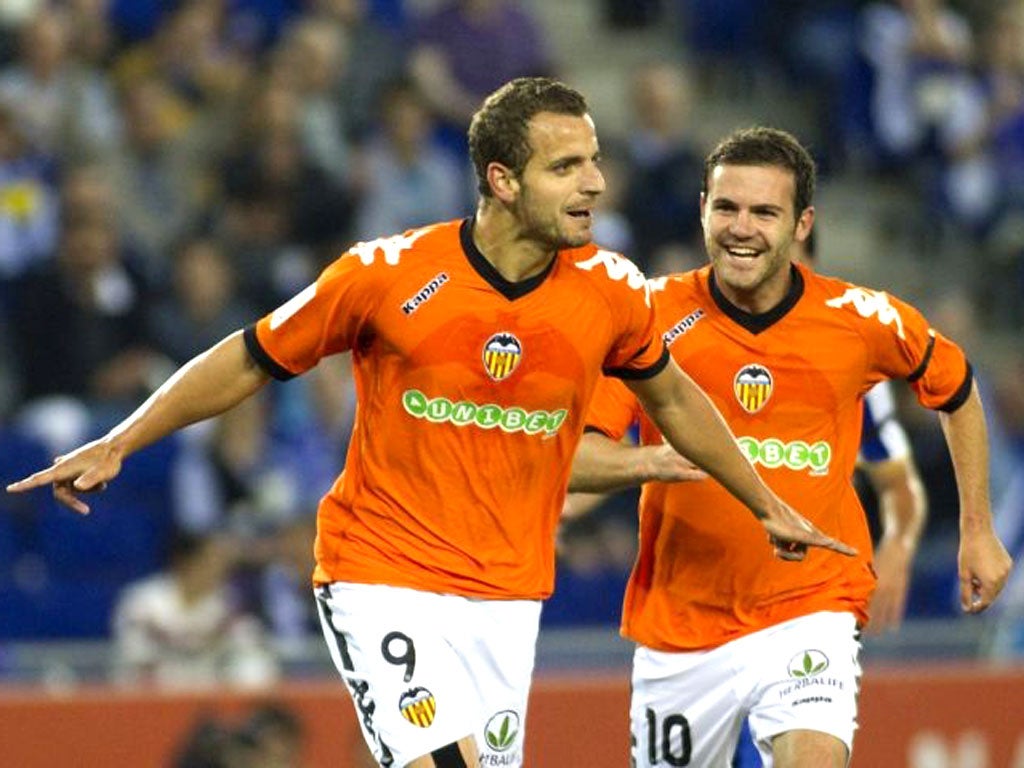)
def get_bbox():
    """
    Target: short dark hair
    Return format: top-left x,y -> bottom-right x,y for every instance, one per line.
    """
702,126 -> 816,215
468,77 -> 588,197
